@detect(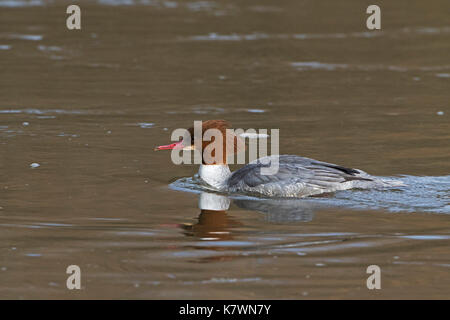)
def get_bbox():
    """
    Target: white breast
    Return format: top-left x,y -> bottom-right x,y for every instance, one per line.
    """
198,164 -> 231,190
